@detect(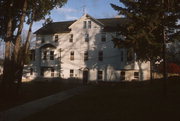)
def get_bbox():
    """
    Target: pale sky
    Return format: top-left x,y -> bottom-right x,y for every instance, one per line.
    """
29,0 -> 123,32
